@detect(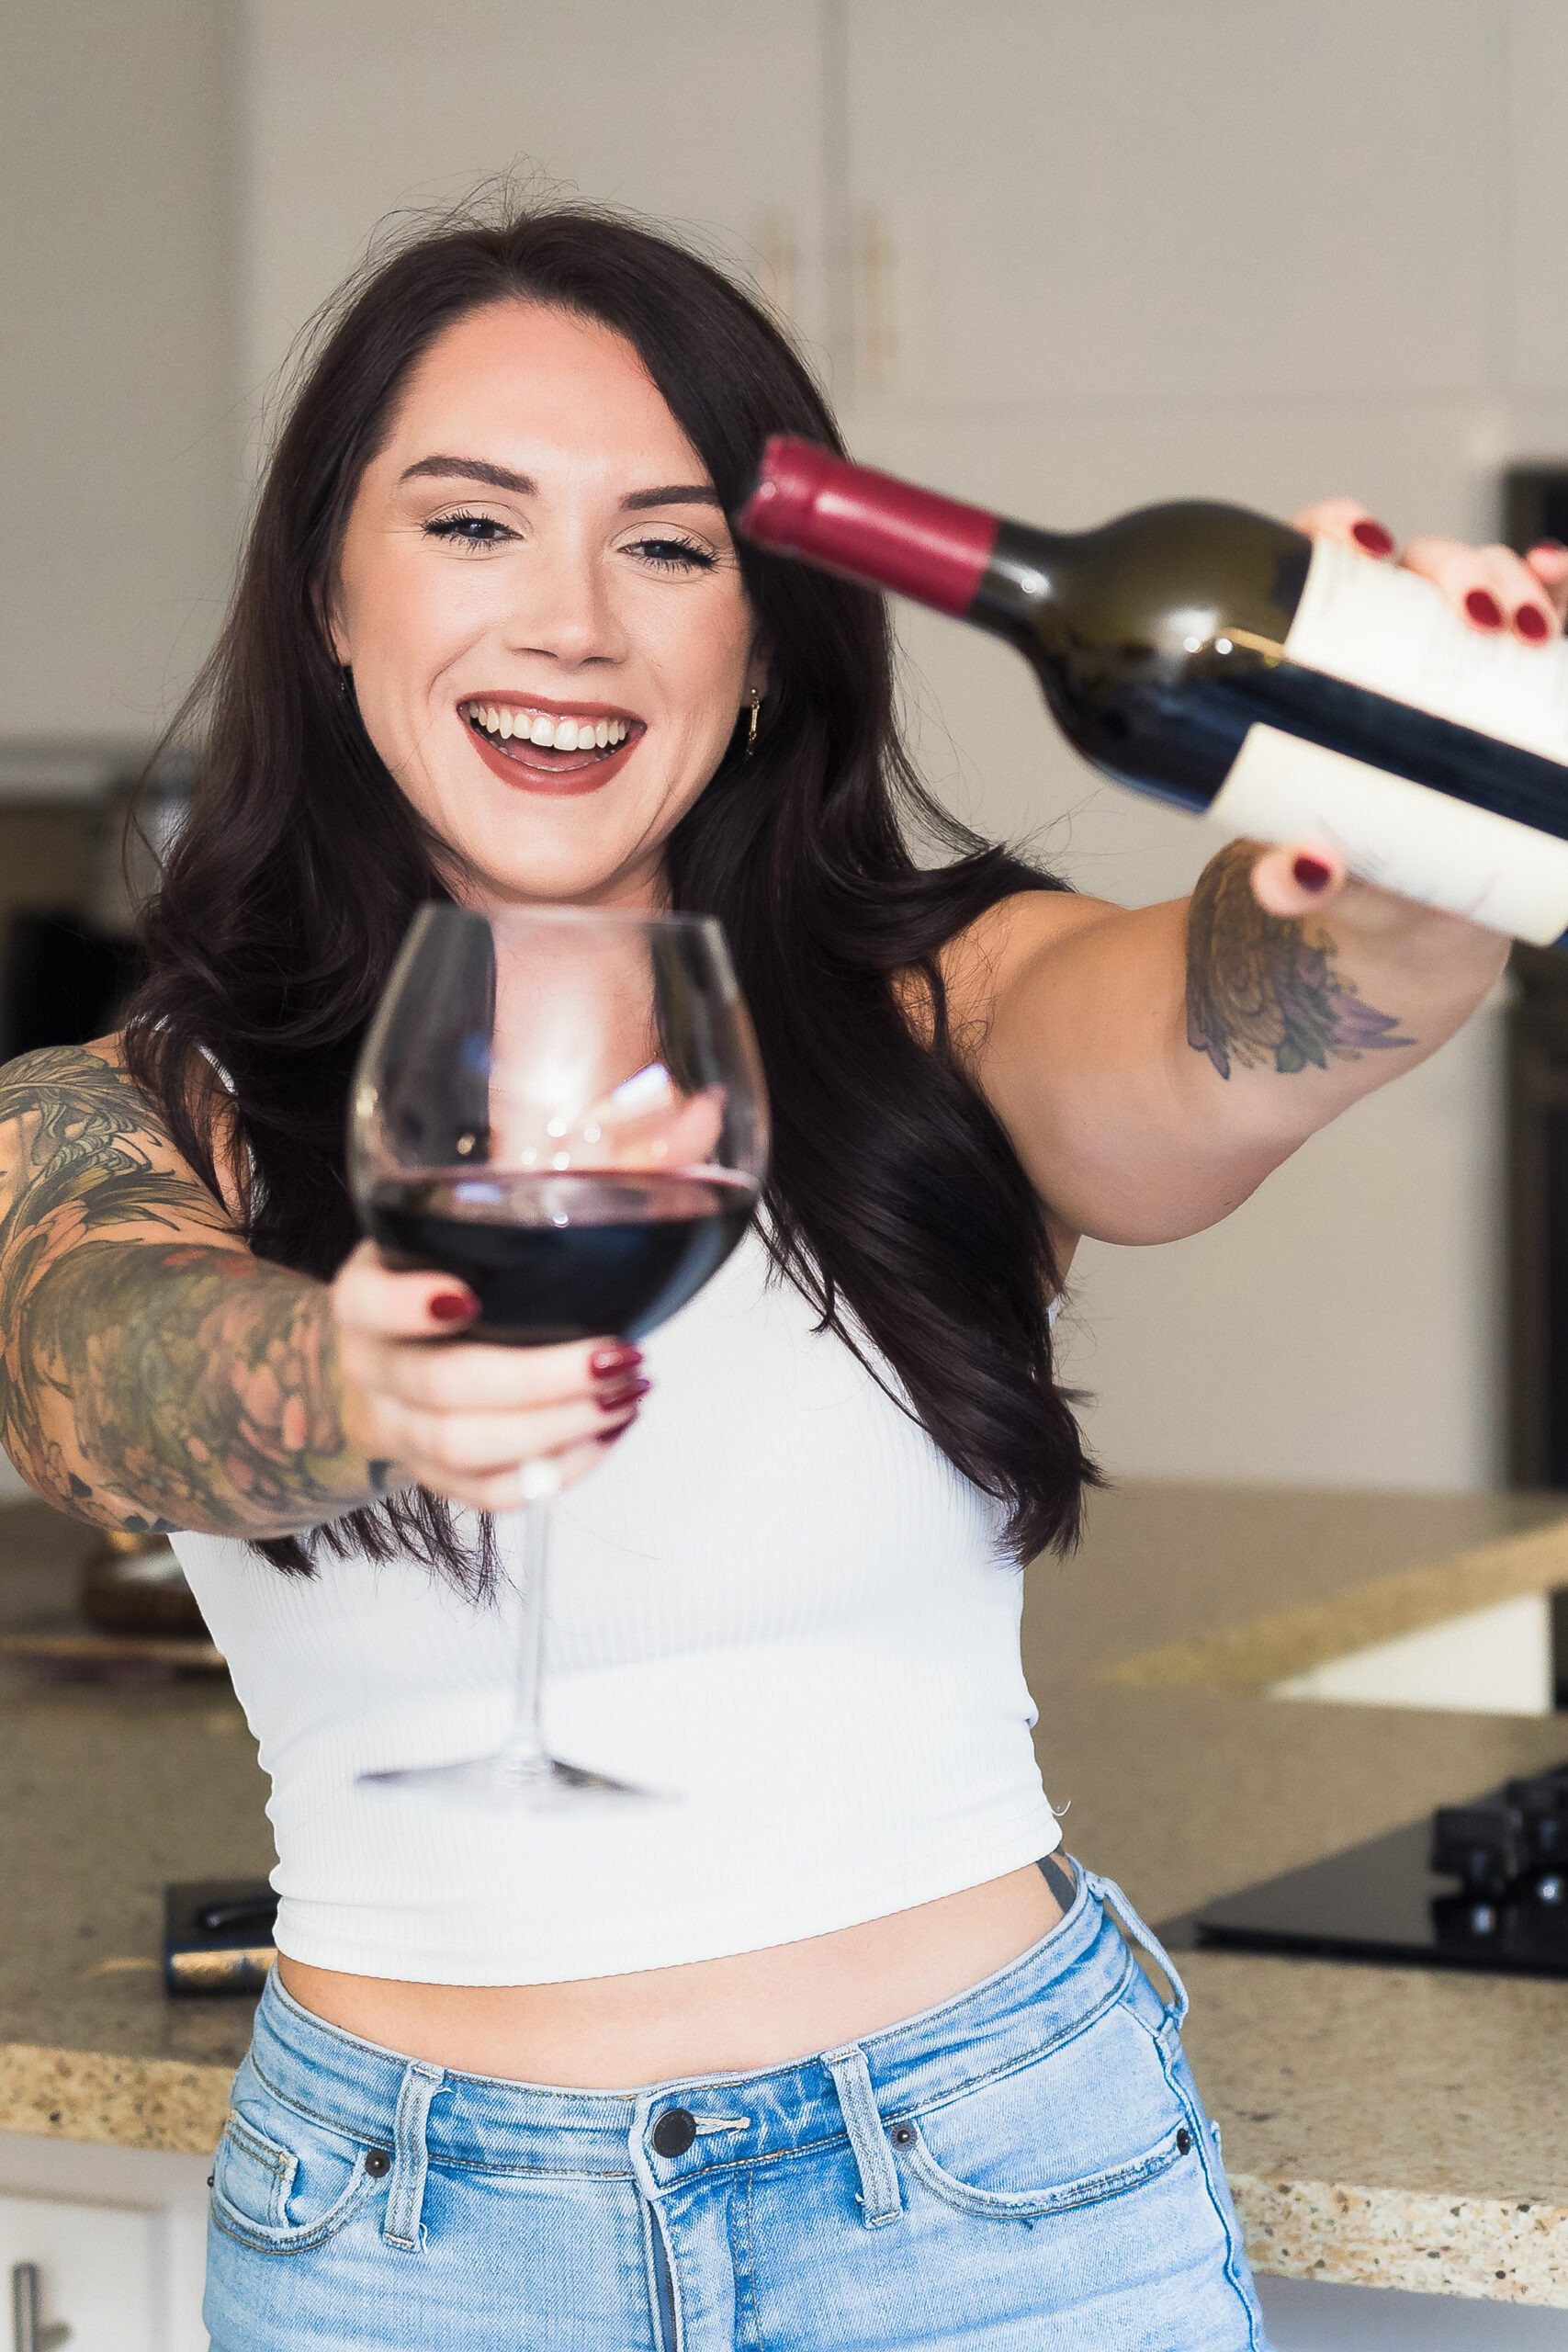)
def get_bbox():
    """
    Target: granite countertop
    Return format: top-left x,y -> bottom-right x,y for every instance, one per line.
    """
6,1485 -> 1568,2306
